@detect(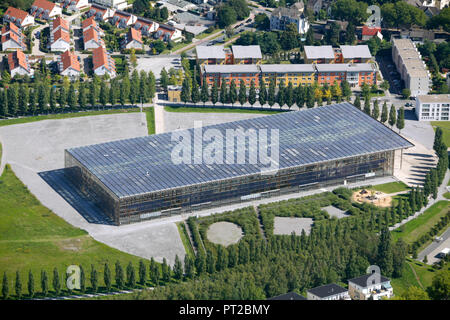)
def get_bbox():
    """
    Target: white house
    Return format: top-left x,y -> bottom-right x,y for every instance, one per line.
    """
134,17 -> 159,36
307,284 -> 351,300
91,0 -> 128,10
348,274 -> 393,300
122,28 -> 143,50
415,94 -> 450,121
8,49 -> 34,78
154,24 -> 183,42
110,10 -> 137,28
92,46 -> 116,78
30,0 -> 62,20
60,0 -> 90,13
4,7 -> 35,28
270,1 -> 309,34
1,23 -> 26,51
50,17 -> 71,52
86,4 -> 115,22
83,27 -> 104,50
58,50 -> 81,79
